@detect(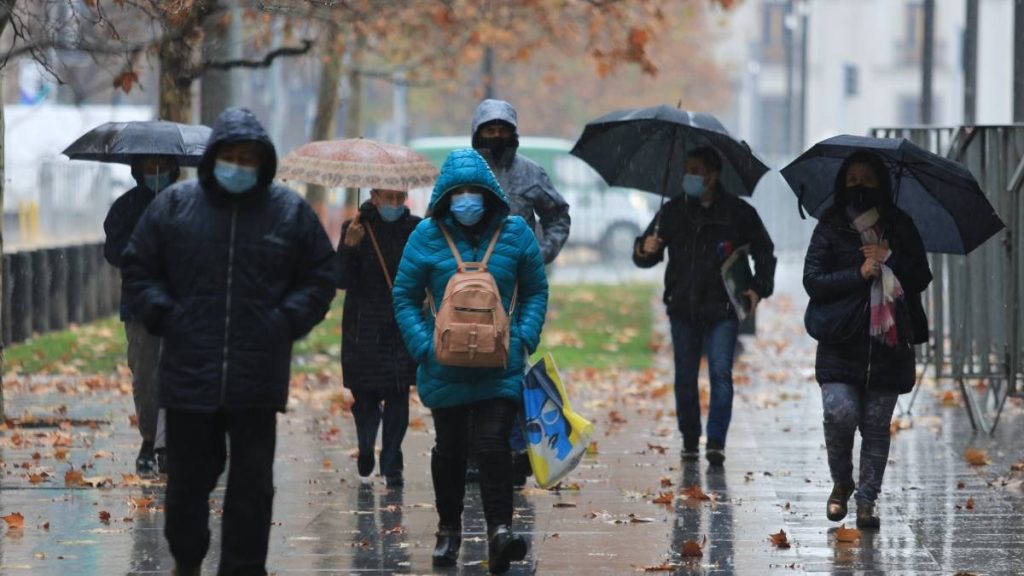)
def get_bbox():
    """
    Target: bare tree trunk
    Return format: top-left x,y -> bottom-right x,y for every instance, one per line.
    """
0,3 -> 13,419
159,22 -> 201,123
200,0 -> 240,126
343,30 -> 365,211
306,23 -> 345,212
